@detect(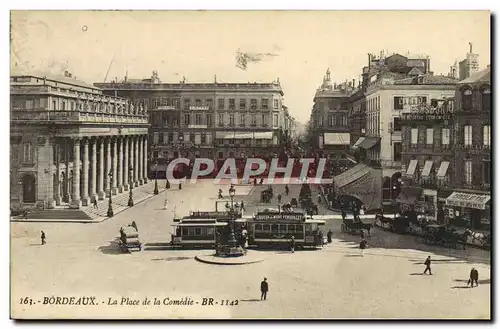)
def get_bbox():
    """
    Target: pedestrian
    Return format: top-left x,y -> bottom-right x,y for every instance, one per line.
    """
290,236 -> 295,253
92,198 -> 98,209
277,194 -> 282,204
218,189 -> 223,199
359,238 -> 367,256
327,229 -> 333,243
164,197 -> 168,210
41,231 -> 46,245
166,179 -> 171,189
179,183 -> 182,190
318,193 -> 322,204
260,278 -> 269,301
423,256 -> 432,275
468,268 -> 479,288
341,210 -> 347,221
240,201 -> 245,211
131,221 -> 138,231
22,209 -> 28,220
285,185 -> 289,196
